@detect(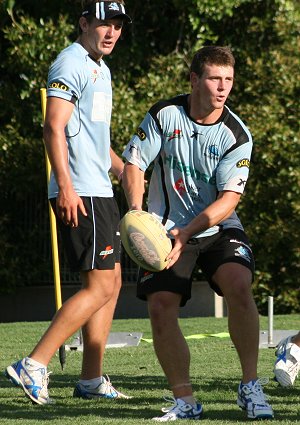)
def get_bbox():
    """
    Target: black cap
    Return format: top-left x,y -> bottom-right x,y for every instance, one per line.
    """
82,2 -> 132,23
